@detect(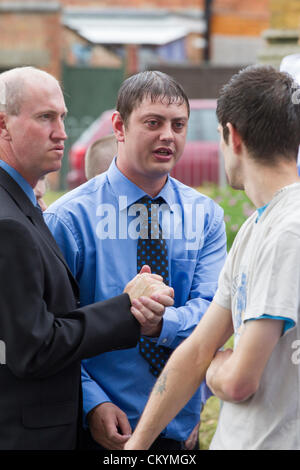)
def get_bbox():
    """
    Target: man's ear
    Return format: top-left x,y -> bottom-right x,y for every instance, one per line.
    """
112,111 -> 125,143
0,112 -> 11,141
226,122 -> 242,154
